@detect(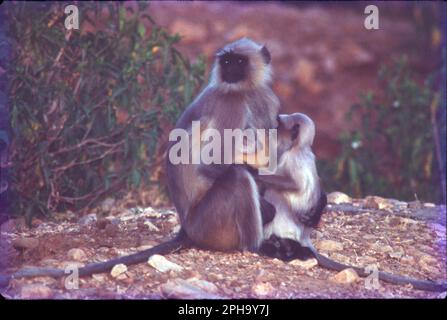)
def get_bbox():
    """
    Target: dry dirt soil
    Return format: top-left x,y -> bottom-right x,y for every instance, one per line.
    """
1,193 -> 445,299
